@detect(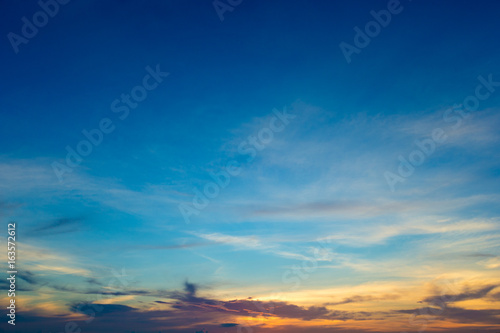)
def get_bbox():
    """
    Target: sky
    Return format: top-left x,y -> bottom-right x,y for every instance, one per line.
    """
1,0 -> 500,332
